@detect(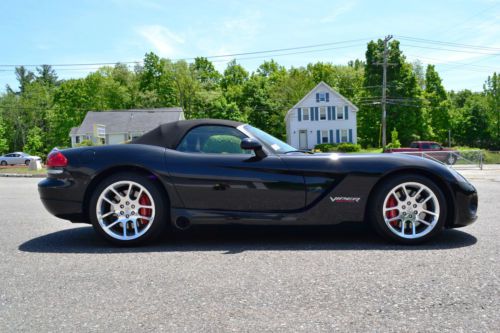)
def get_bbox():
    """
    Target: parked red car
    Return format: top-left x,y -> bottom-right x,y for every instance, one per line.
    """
384,141 -> 458,165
